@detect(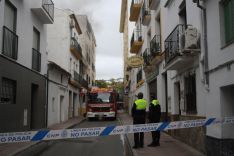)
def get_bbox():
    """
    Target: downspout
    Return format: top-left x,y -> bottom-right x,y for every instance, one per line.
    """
45,66 -> 50,127
195,0 -> 209,90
